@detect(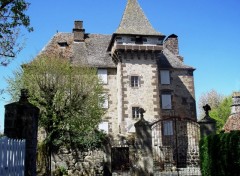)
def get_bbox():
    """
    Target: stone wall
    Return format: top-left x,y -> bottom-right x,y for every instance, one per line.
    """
52,148 -> 106,176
